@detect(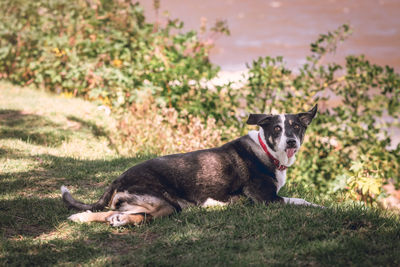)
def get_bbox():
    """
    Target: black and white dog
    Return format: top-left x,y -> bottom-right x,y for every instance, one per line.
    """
61,105 -> 319,226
